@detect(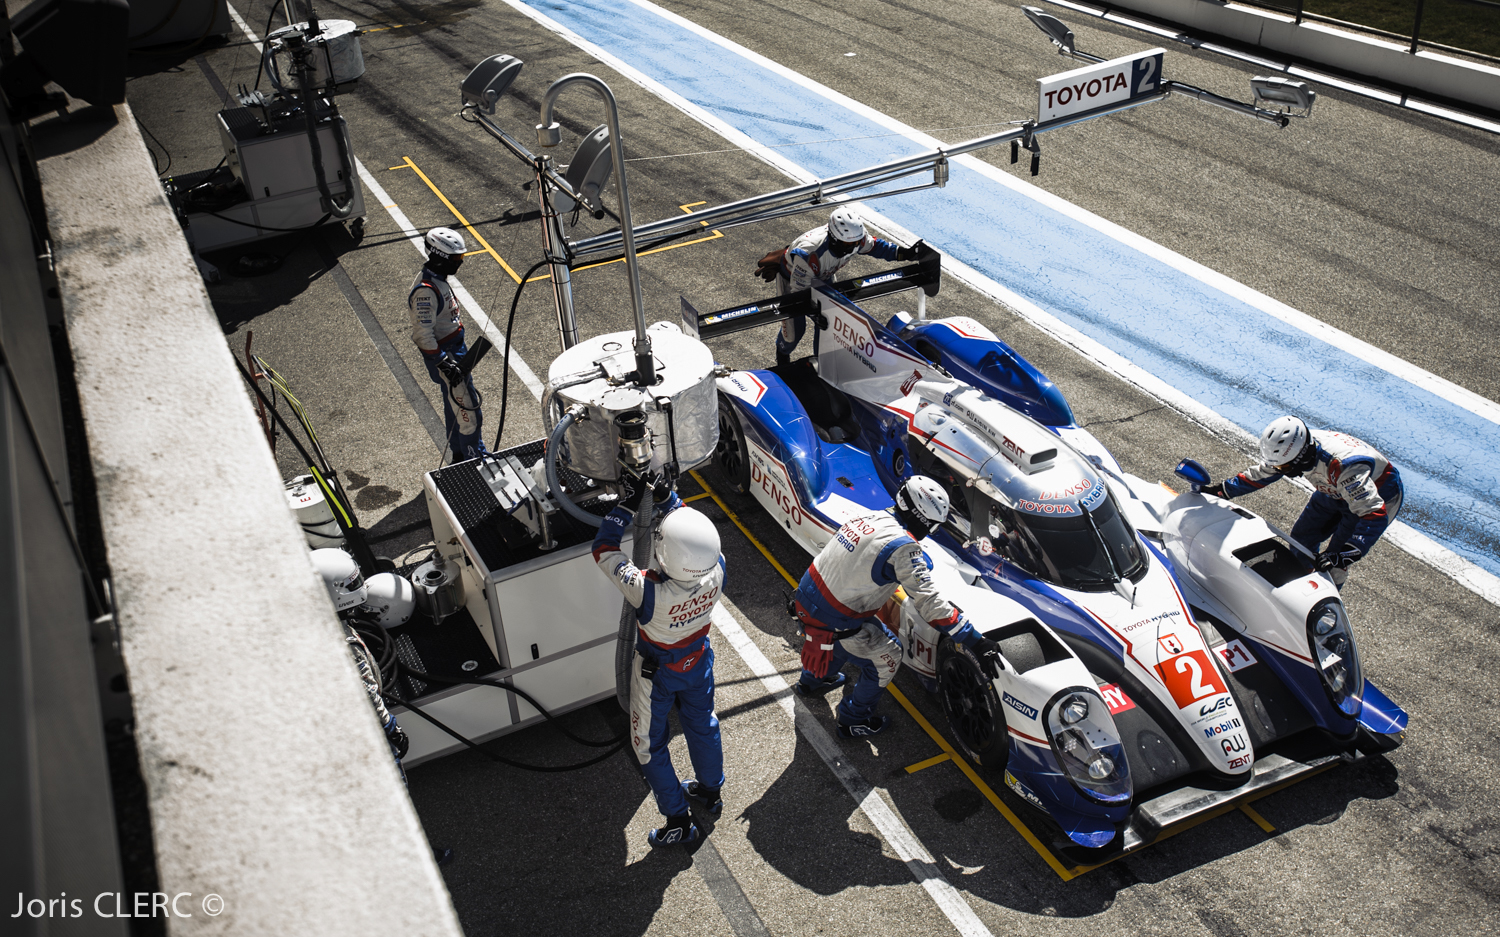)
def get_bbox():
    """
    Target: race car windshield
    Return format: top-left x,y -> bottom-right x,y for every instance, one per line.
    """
1015,494 -> 1146,590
